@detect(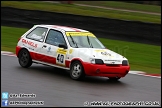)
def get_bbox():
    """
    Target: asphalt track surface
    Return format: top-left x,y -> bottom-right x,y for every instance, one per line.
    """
1,55 -> 161,107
